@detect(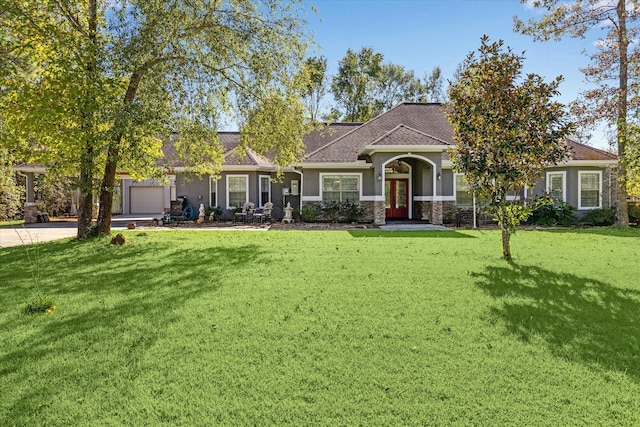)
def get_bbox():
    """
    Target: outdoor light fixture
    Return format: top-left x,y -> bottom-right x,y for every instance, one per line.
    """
437,172 -> 441,180
377,173 -> 382,181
